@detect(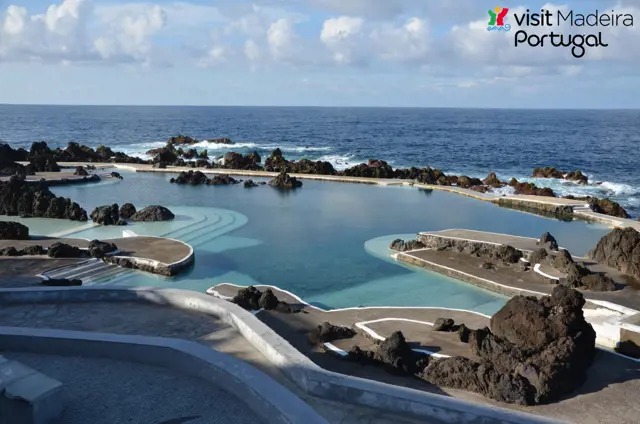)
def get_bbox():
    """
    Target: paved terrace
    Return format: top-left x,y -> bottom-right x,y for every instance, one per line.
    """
0,300 -> 445,424
207,283 -> 640,424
